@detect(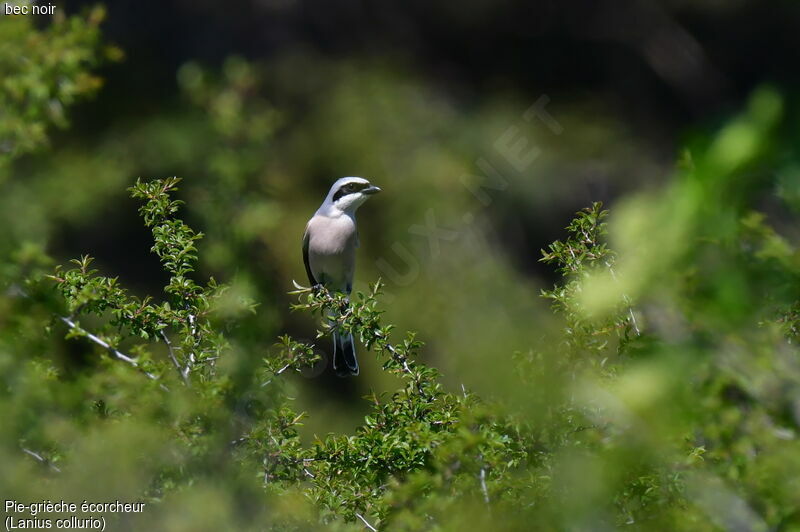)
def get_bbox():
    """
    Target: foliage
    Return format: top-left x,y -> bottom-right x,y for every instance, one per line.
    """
0,5 -> 118,167
48,177 -> 243,388
280,283 -> 525,527
20,165 -> 800,529
540,201 -> 638,367
17,178 -> 519,530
